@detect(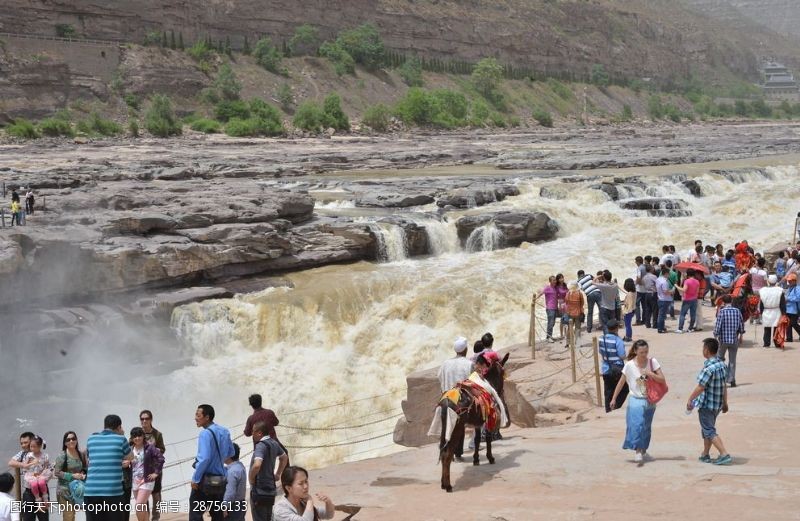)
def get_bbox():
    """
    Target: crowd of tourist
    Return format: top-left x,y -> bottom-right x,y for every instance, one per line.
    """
1,395 -> 332,521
